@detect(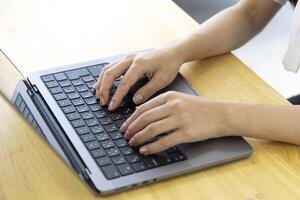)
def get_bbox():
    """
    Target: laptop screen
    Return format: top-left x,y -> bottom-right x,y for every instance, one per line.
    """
0,49 -> 24,99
